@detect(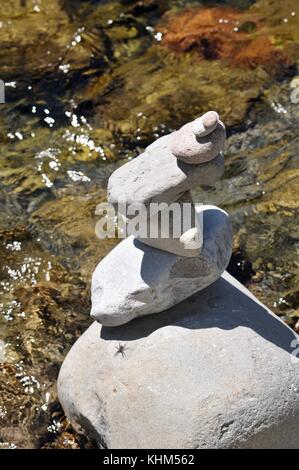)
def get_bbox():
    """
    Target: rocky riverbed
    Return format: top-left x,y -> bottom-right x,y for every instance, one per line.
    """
0,0 -> 298,448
